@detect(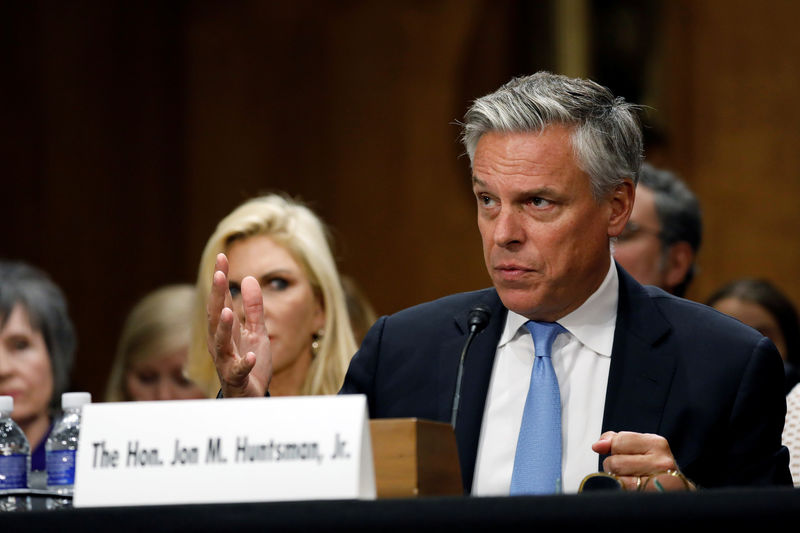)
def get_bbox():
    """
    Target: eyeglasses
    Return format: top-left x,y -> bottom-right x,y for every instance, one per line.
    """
579,470 -> 695,492
617,221 -> 664,243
